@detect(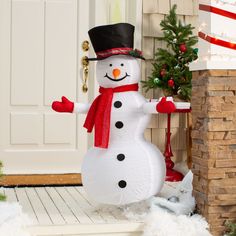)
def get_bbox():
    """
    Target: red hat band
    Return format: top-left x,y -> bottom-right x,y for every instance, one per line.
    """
96,47 -> 133,59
